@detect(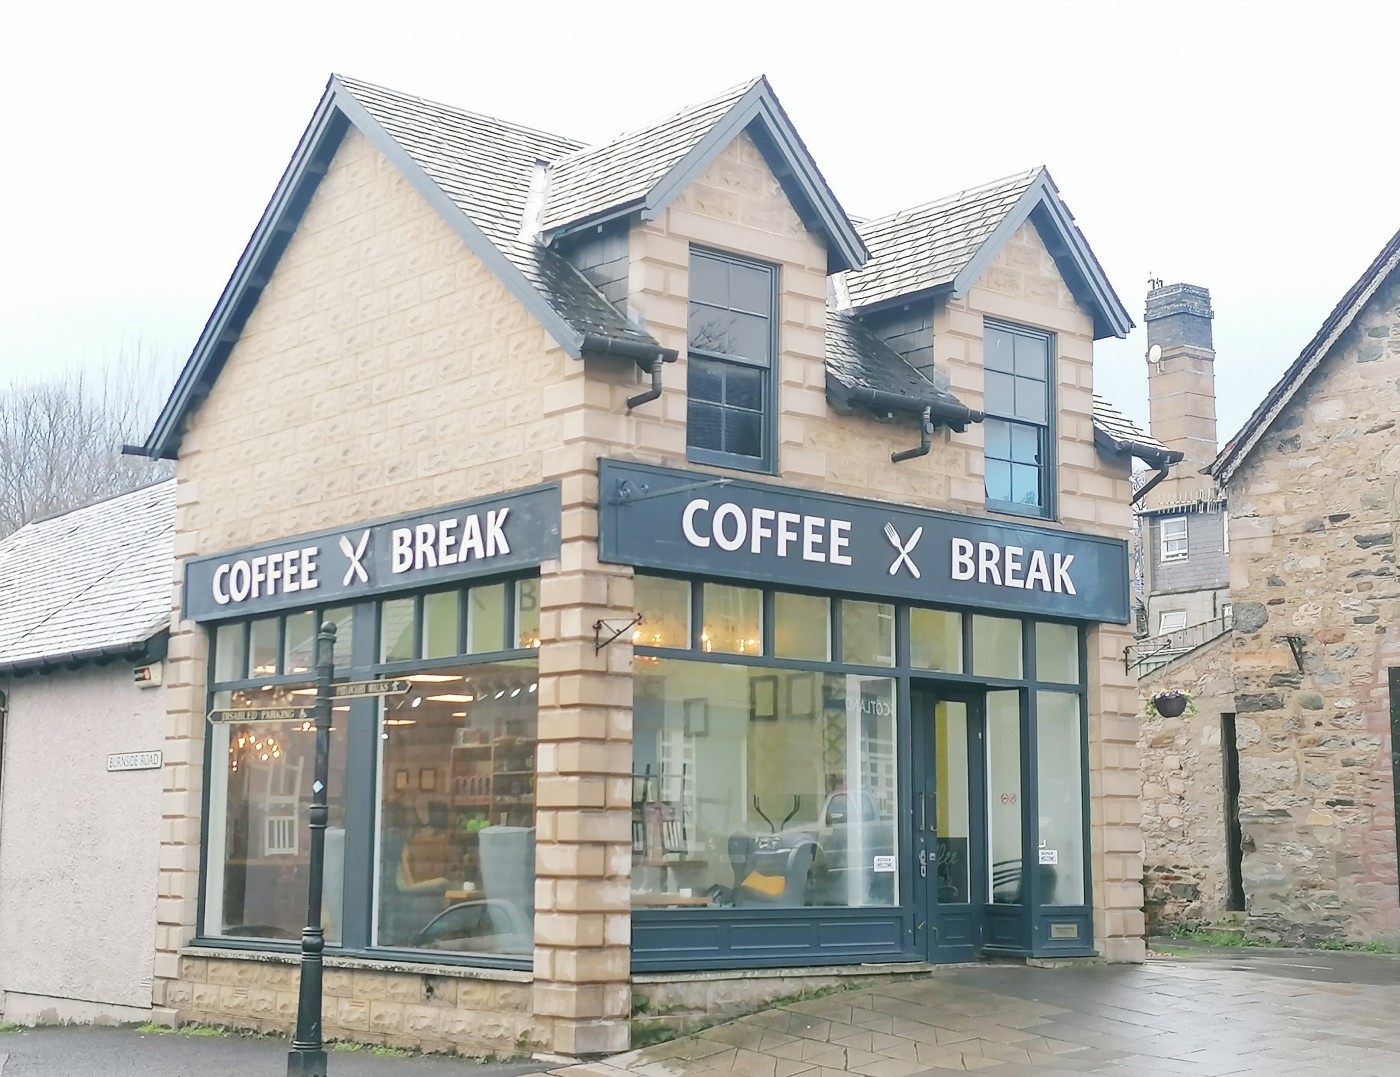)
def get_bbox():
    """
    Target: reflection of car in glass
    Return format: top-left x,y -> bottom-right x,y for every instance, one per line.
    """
721,792 -> 895,907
